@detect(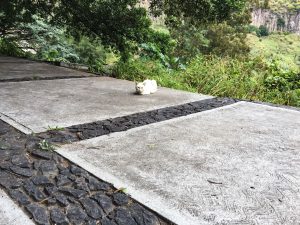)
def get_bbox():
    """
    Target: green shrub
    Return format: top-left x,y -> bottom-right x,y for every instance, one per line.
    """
264,59 -> 300,91
0,38 -> 25,57
277,17 -> 285,29
147,30 -> 175,56
72,36 -> 107,73
247,25 -> 259,33
2,17 -> 107,71
256,25 -> 269,37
